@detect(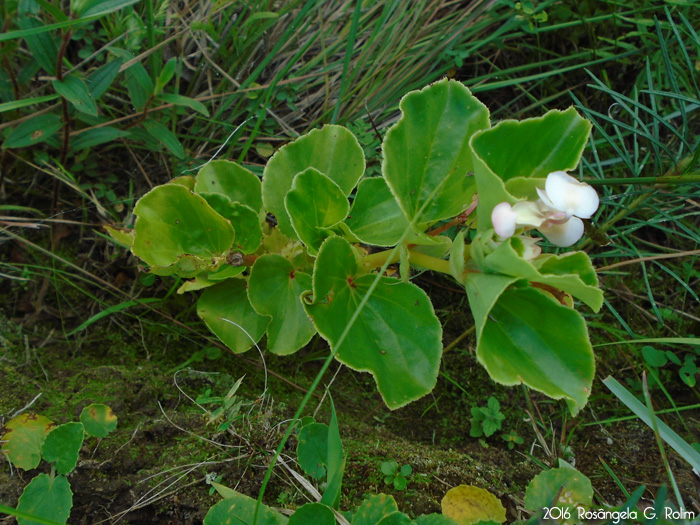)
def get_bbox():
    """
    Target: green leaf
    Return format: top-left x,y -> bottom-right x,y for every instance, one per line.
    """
351,494 -> 400,525
471,107 -> 591,233
524,467 -> 593,521
285,168 -> 349,254
194,160 -> 262,211
288,503 -> 335,525
41,422 -> 84,475
642,346 -> 667,367
399,464 -> 412,477
413,514 -> 458,524
321,396 -> 345,509
71,126 -> 130,151
161,93 -> 210,117
124,62 -> 154,110
197,279 -> 270,354
53,74 -> 98,116
203,489 -> 287,525
3,114 -> 62,149
345,177 -> 409,247
466,281 -> 594,416
75,0 -> 141,17
262,125 -> 364,239
296,422 -> 329,479
133,184 -> 234,275
86,58 -> 123,99
393,476 -> 407,490
449,231 -> 466,281
18,1 -> 58,75
383,79 -> 489,226
17,474 -> 72,525
155,58 -> 177,95
0,95 -> 60,114
1,414 -> 54,470
80,404 -> 117,437
381,460 -> 398,476
248,255 -> 315,355
142,118 -> 185,159
305,237 -> 442,409
441,485 -> 506,525
200,193 -> 262,254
